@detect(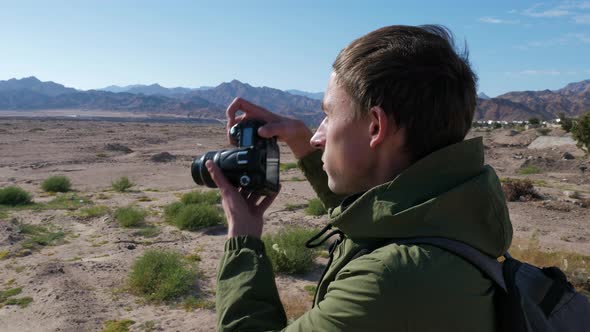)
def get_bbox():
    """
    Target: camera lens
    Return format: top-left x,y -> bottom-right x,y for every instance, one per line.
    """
191,151 -> 217,187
